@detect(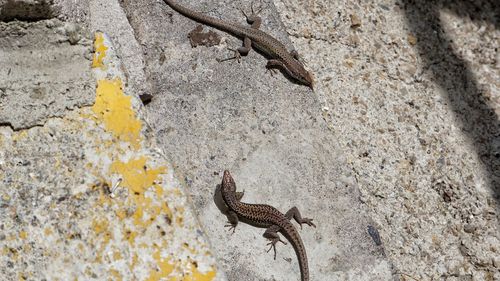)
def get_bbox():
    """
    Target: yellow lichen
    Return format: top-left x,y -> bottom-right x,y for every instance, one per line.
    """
125,230 -> 138,247
109,269 -> 122,281
12,131 -> 28,141
110,157 -> 166,229
92,78 -> 142,149
130,253 -> 139,270
113,250 -> 122,261
146,249 -> 175,281
185,265 -> 216,281
91,218 -> 113,260
92,218 -> 109,236
84,30 -> 217,281
115,209 -> 127,220
44,227 -> 53,236
92,32 -> 108,69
